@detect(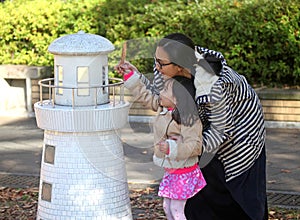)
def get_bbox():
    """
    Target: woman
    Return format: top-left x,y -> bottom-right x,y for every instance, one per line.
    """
115,33 -> 268,220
